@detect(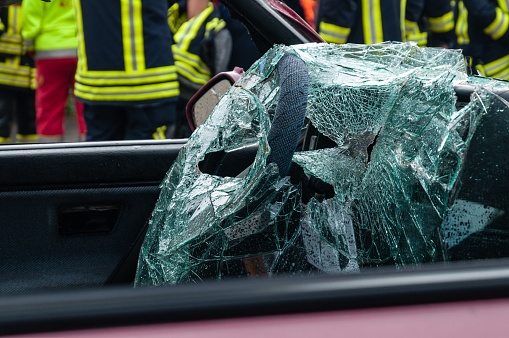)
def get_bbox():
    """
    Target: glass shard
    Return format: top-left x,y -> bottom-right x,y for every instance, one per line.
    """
135,42 -> 508,287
